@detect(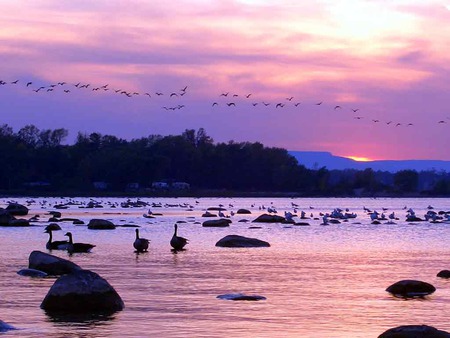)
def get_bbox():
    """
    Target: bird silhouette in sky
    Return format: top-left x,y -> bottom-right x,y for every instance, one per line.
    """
246,93 -> 252,98
334,105 -> 342,110
294,102 -> 301,107
227,102 -> 236,106
220,92 -> 229,97
181,86 -> 187,92
26,82 -> 32,87
212,102 -> 218,107
316,101 -> 323,105
263,102 -> 270,106
276,103 -> 285,108
286,97 -> 293,101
